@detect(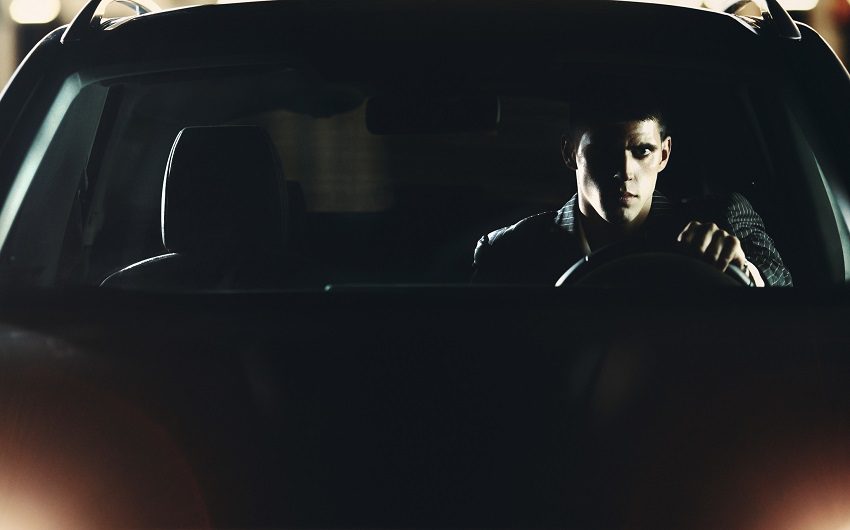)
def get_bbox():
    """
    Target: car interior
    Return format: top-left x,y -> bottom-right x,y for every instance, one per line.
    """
0,62 -> 845,289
